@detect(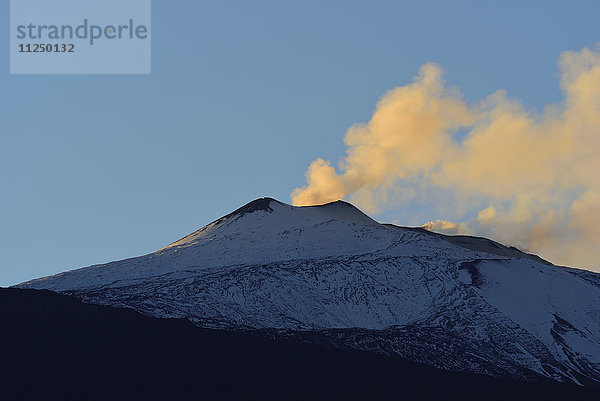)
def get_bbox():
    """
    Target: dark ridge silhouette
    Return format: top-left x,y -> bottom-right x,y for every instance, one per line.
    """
1,288 -> 597,401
